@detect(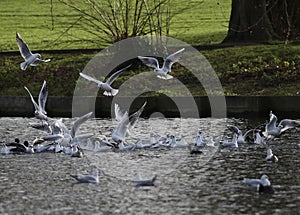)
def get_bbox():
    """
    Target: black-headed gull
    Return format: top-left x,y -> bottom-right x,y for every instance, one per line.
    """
134,172 -> 156,187
16,32 -> 50,70
46,112 -> 94,147
1,143 -> 10,155
24,80 -> 49,121
8,140 -> 34,154
70,168 -> 99,184
243,174 -> 274,193
111,102 -> 146,145
194,130 -> 215,147
169,135 -> 188,148
220,134 -> 238,148
263,111 -> 300,139
227,125 -> 256,144
265,148 -> 278,162
138,48 -> 184,80
118,141 -> 136,151
254,130 -> 267,145
79,64 -> 131,96
29,121 -> 52,133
